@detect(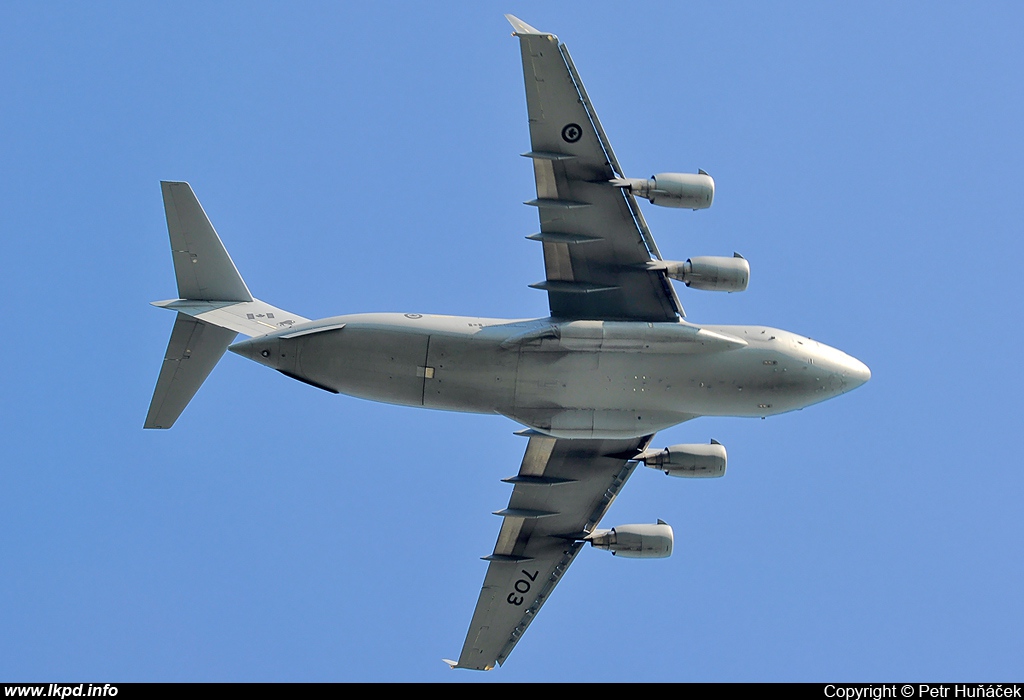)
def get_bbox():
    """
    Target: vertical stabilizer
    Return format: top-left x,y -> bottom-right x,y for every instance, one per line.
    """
162,181 -> 252,302
146,182 -> 275,429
